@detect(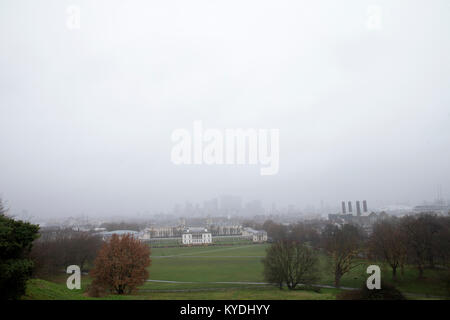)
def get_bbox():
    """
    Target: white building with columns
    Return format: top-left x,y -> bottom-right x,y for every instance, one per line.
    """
182,227 -> 212,245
